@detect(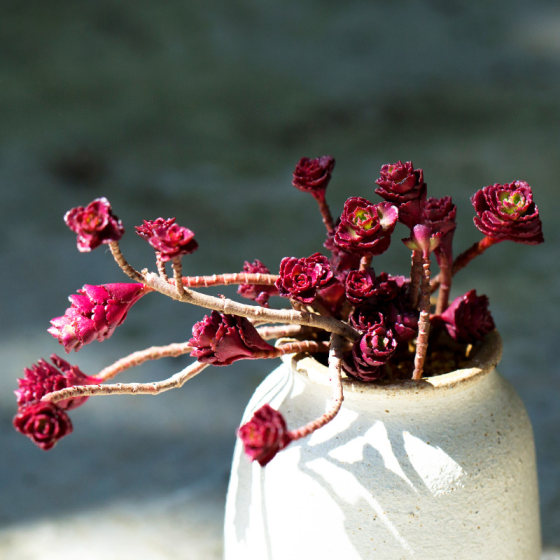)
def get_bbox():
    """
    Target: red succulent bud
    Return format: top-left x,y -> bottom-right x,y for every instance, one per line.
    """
13,401 -> 73,450
189,311 -> 276,366
135,217 -> 198,261
471,181 -> 543,244
48,283 -> 147,352
16,355 -> 98,410
343,323 -> 397,382
374,161 -> 426,228
238,404 -> 292,466
402,224 -> 441,258
439,289 -> 495,343
237,259 -> 278,307
345,268 -> 376,304
334,197 -> 398,256
64,197 -> 124,252
292,155 -> 335,198
423,196 -> 457,263
276,252 -> 334,304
